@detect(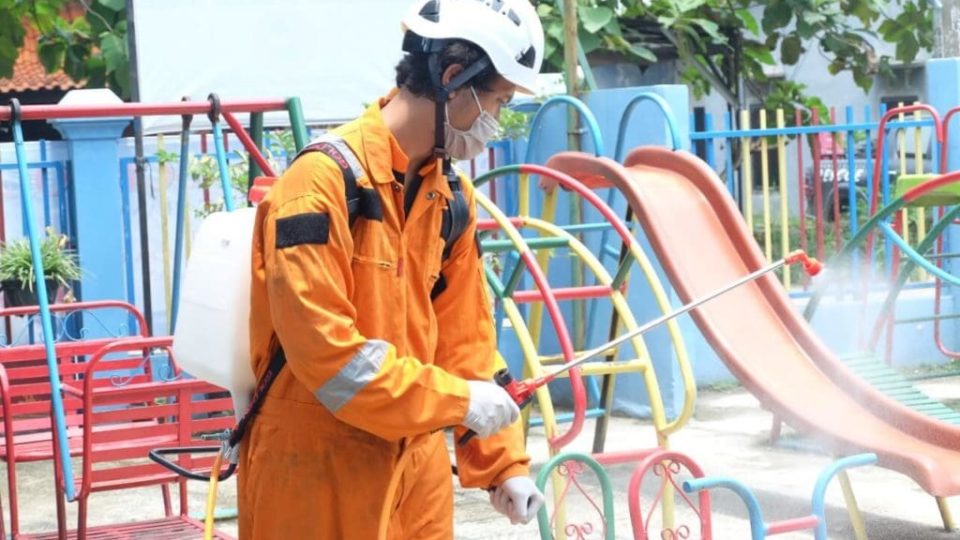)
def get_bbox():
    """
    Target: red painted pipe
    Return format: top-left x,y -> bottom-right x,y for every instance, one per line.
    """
795,109 -> 809,289
0,300 -> 148,336
476,163 -> 641,450
0,99 -> 288,122
513,285 -> 612,303
765,515 -> 820,534
830,108 -> 841,254
519,164 -> 634,243
865,104 -> 944,256
628,449 -> 712,540
942,106 -> 960,173
516,249 -> 584,449
811,109 -> 825,262
477,217 -> 522,231
221,111 -> 276,177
